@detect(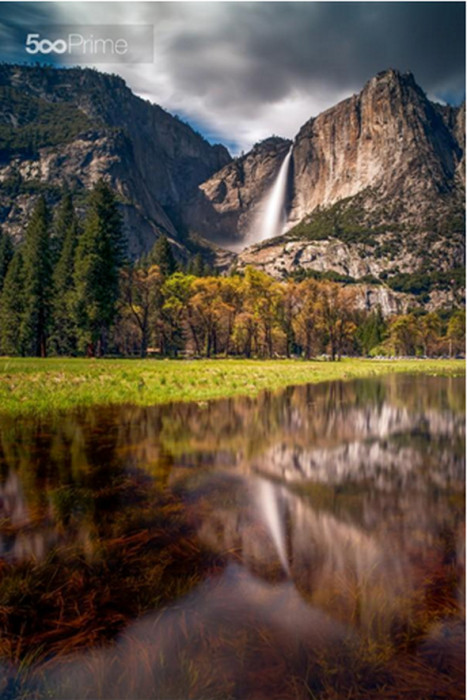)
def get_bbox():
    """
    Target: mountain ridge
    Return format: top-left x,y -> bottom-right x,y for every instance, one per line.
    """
0,63 -> 231,256
0,64 -> 464,310
185,68 -> 464,310
188,68 -> 464,243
